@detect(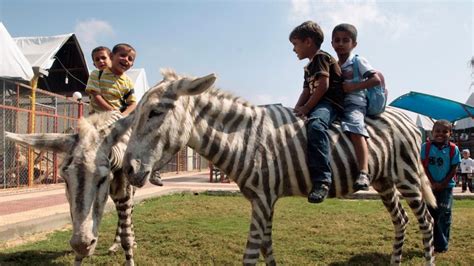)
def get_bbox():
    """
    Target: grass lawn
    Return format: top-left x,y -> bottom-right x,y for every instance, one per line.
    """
1,193 -> 473,265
